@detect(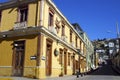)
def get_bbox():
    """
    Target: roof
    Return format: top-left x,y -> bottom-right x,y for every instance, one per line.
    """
72,23 -> 83,32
